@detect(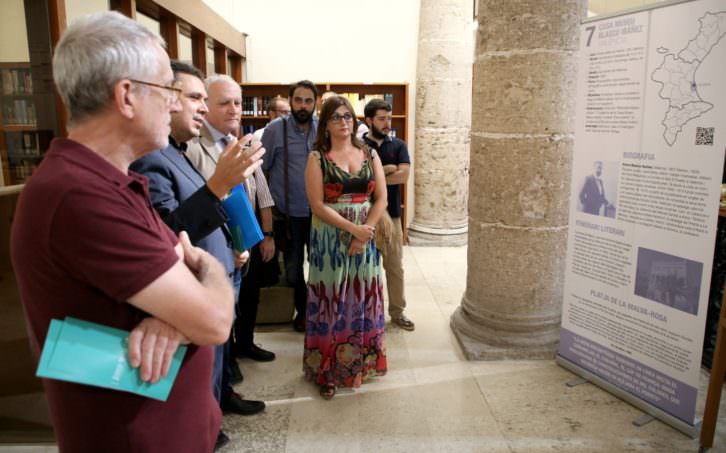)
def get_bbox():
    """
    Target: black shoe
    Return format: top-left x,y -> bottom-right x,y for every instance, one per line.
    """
239,344 -> 276,362
229,361 -> 244,384
221,392 -> 265,416
215,431 -> 230,451
293,316 -> 305,333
